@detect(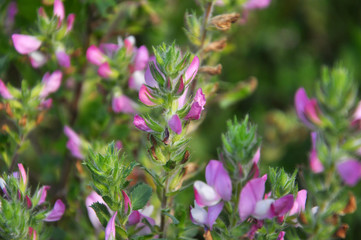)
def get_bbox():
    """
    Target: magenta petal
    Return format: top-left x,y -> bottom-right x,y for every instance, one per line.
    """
277,231 -> 286,240
144,56 -> 162,88
0,79 -> 14,99
17,163 -> 27,185
252,148 -> 261,164
238,177 -> 266,222
53,0 -> 65,22
168,114 -> 182,135
134,45 -> 149,71
271,194 -> 294,217
121,190 -> 131,213
112,95 -> 136,114
244,0 -> 271,9
294,88 -> 313,128
86,191 -> 105,230
99,43 -> 120,57
98,62 -> 113,78
37,185 -> 51,205
12,34 -> 42,55
66,14 -> 75,33
309,150 -> 324,173
40,70 -> 62,98
105,211 -> 117,240
337,159 -> 361,186
289,189 -> 307,216
56,51 -> 70,68
139,85 -> 156,106
39,98 -> 53,110
128,210 -> 141,225
86,45 -> 106,66
184,88 -> 206,120
185,56 -> 199,83
44,199 -> 65,222
205,160 -> 232,201
133,115 -> 152,132
304,99 -> 321,125
194,181 -> 221,207
178,88 -> 188,110
29,51 -> 47,68
207,201 -> 224,230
